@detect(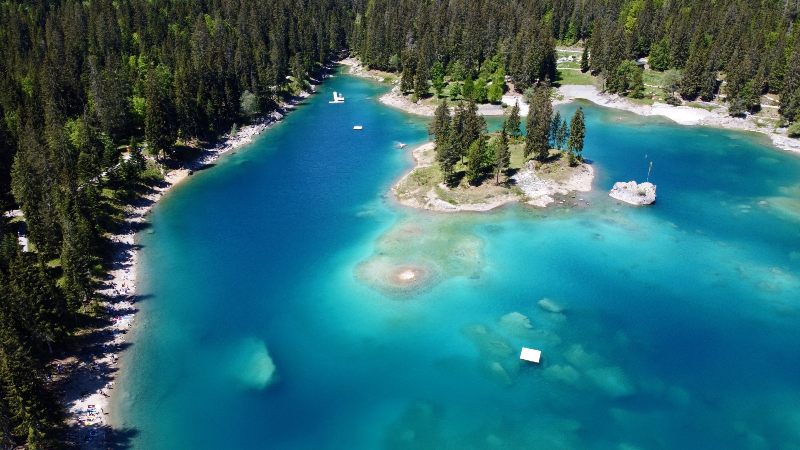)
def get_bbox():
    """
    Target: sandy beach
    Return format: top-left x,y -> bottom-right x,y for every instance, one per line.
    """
60,90 -> 313,449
